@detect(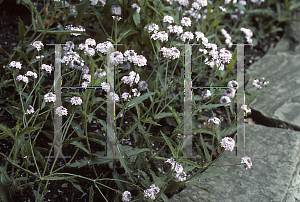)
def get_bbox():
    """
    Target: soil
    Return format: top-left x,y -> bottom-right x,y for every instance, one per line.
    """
0,0 -> 285,201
